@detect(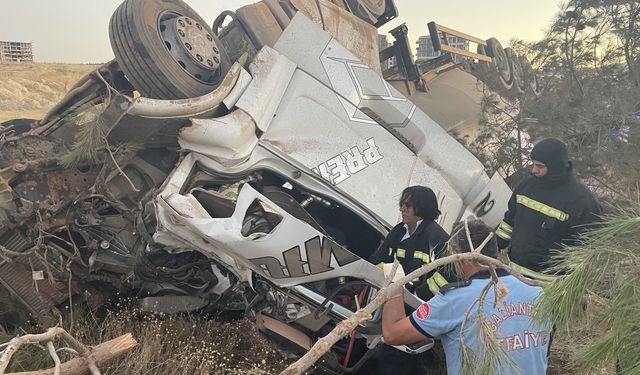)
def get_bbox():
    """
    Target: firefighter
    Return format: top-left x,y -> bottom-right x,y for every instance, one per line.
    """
369,185 -> 452,300
368,186 -> 452,375
382,220 -> 552,375
495,138 -> 601,275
